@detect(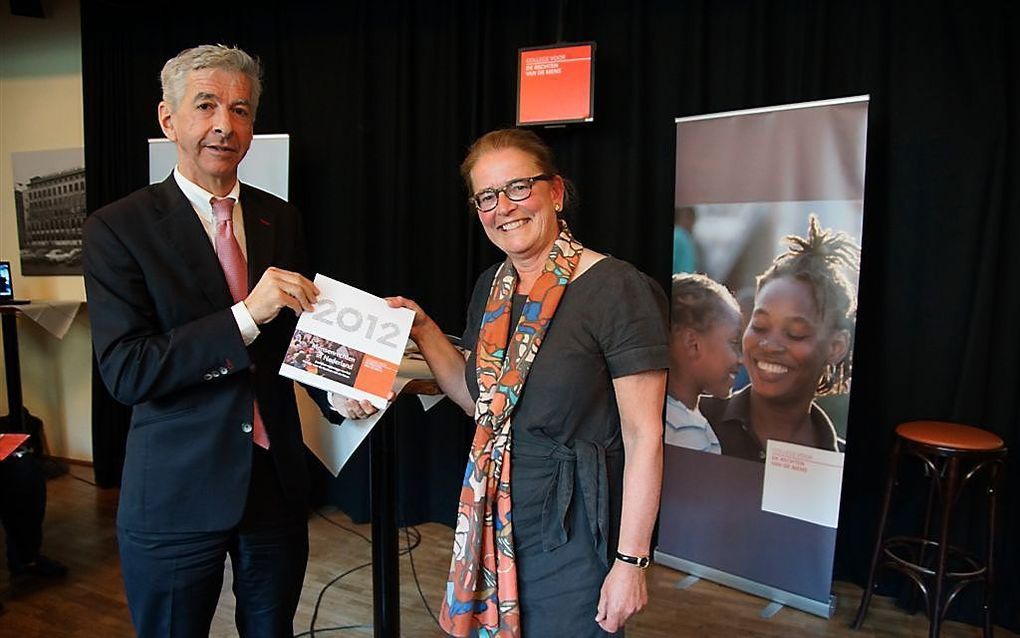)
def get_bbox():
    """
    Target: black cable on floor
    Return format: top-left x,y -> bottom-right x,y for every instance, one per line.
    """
65,469 -> 97,486
307,560 -> 373,637
306,512 -> 441,635
293,623 -> 371,637
404,526 -> 440,628
315,509 -> 372,544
